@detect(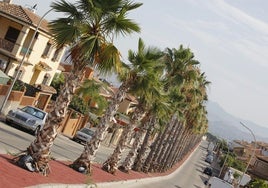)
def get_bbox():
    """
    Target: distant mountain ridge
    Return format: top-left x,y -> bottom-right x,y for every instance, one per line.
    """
206,101 -> 268,142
